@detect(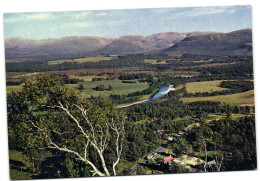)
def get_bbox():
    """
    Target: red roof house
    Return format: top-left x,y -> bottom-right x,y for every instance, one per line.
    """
164,155 -> 175,163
